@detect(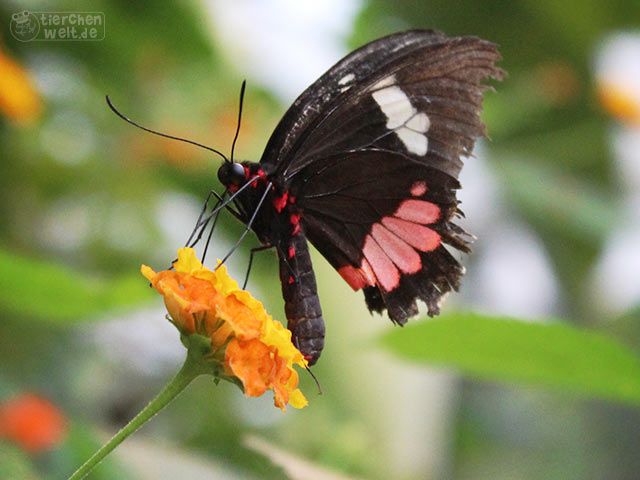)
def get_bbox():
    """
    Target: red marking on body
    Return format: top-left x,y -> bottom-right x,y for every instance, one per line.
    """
382,217 -> 441,251
256,168 -> 266,179
273,191 -> 289,212
288,245 -> 295,258
290,213 -> 302,235
394,199 -> 440,224
337,264 -> 376,291
228,184 -> 239,193
410,181 -> 428,196
288,275 -> 295,285
243,166 -> 251,178
370,223 -> 421,274
362,234 -> 400,291
289,195 -> 297,204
